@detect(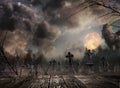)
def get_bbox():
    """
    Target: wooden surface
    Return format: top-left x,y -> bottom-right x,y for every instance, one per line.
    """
0,75 -> 119,88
